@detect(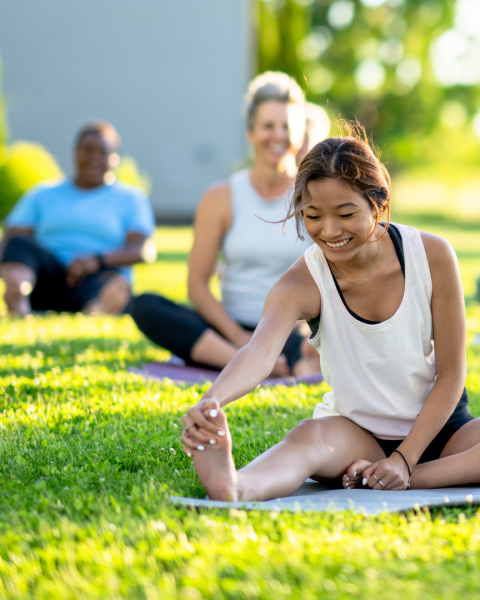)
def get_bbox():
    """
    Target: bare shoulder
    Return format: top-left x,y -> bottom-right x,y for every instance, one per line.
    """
197,181 -> 231,213
419,230 -> 458,271
195,181 -> 232,230
267,255 -> 321,320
